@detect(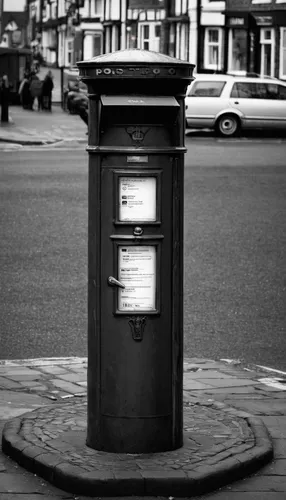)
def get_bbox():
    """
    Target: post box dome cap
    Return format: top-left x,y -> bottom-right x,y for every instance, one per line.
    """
77,49 -> 194,67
